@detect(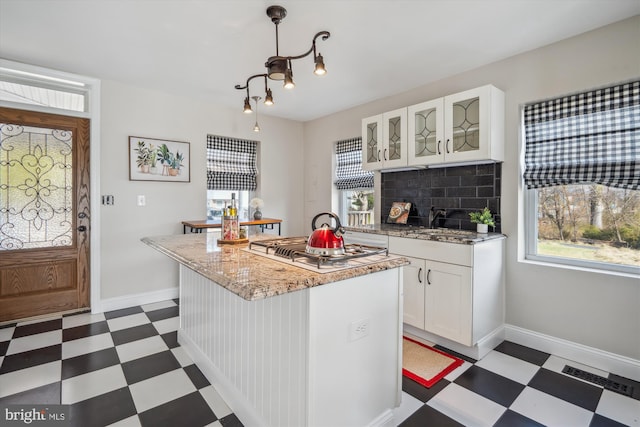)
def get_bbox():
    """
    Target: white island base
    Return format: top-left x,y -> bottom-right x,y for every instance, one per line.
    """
178,265 -> 404,427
